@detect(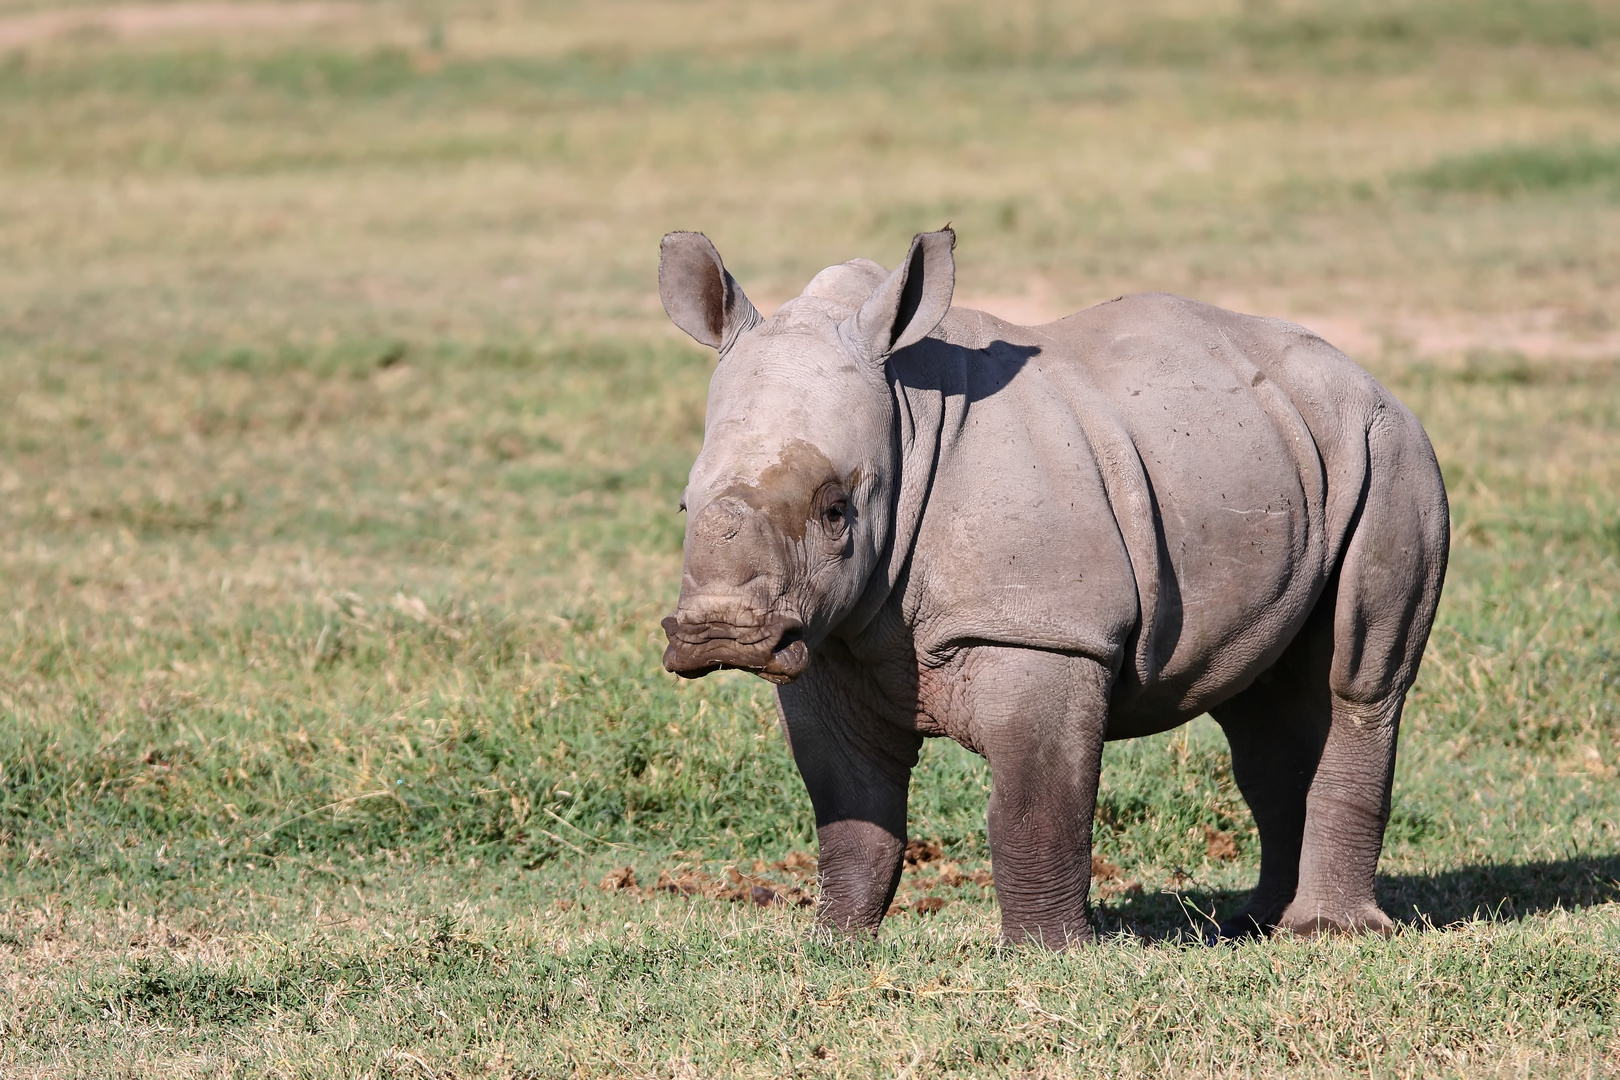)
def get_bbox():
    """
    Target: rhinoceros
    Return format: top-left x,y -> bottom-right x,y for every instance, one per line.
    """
658,227 -> 1448,946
